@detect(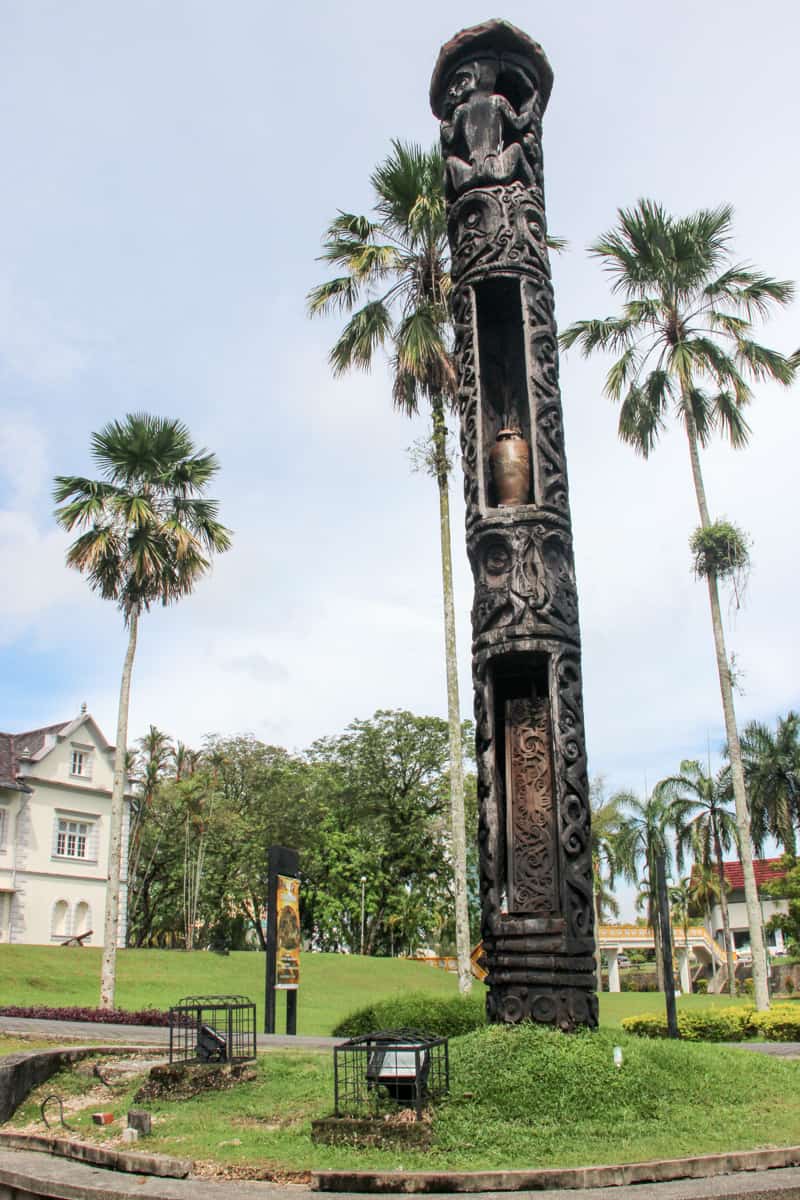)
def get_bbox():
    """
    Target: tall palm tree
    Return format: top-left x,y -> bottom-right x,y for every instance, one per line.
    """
561,200 -> 795,1010
615,787 -> 677,991
54,413 -> 232,1008
658,760 -> 740,995
740,712 -> 800,855
307,141 -> 472,993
